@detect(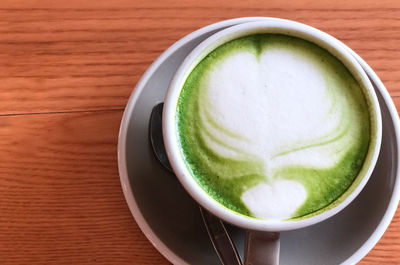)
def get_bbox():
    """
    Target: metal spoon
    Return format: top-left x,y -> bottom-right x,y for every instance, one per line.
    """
149,102 -> 243,265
